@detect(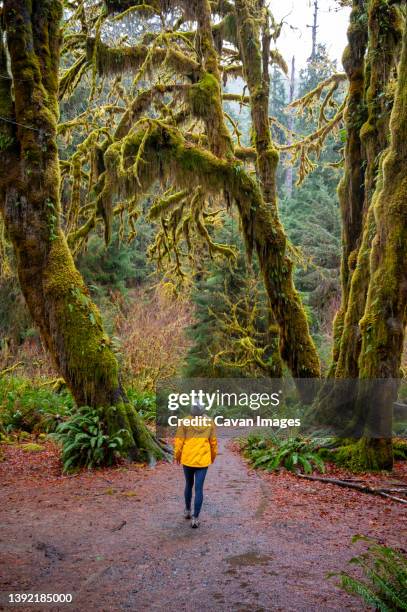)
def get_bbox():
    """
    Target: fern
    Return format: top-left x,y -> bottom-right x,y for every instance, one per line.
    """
54,407 -> 128,472
243,434 -> 326,474
330,537 -> 407,611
